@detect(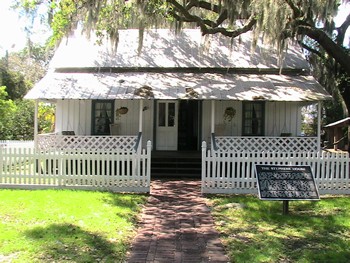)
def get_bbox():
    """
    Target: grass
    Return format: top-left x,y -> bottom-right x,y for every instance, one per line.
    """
0,189 -> 147,262
1,188 -> 349,263
208,195 -> 350,263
